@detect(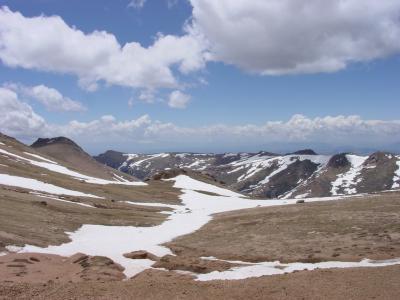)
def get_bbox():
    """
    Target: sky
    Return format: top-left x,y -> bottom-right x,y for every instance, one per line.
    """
0,0 -> 400,154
